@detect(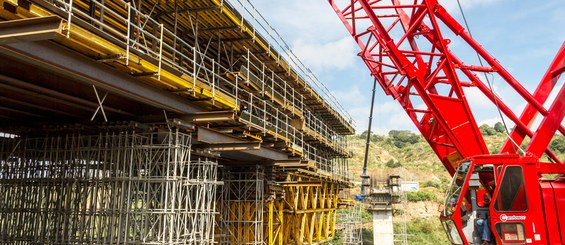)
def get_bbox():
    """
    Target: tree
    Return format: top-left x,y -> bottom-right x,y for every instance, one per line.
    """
359,130 -> 369,140
479,124 -> 496,136
494,122 -> 506,133
371,134 -> 384,142
388,130 -> 420,148
549,135 -> 565,154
